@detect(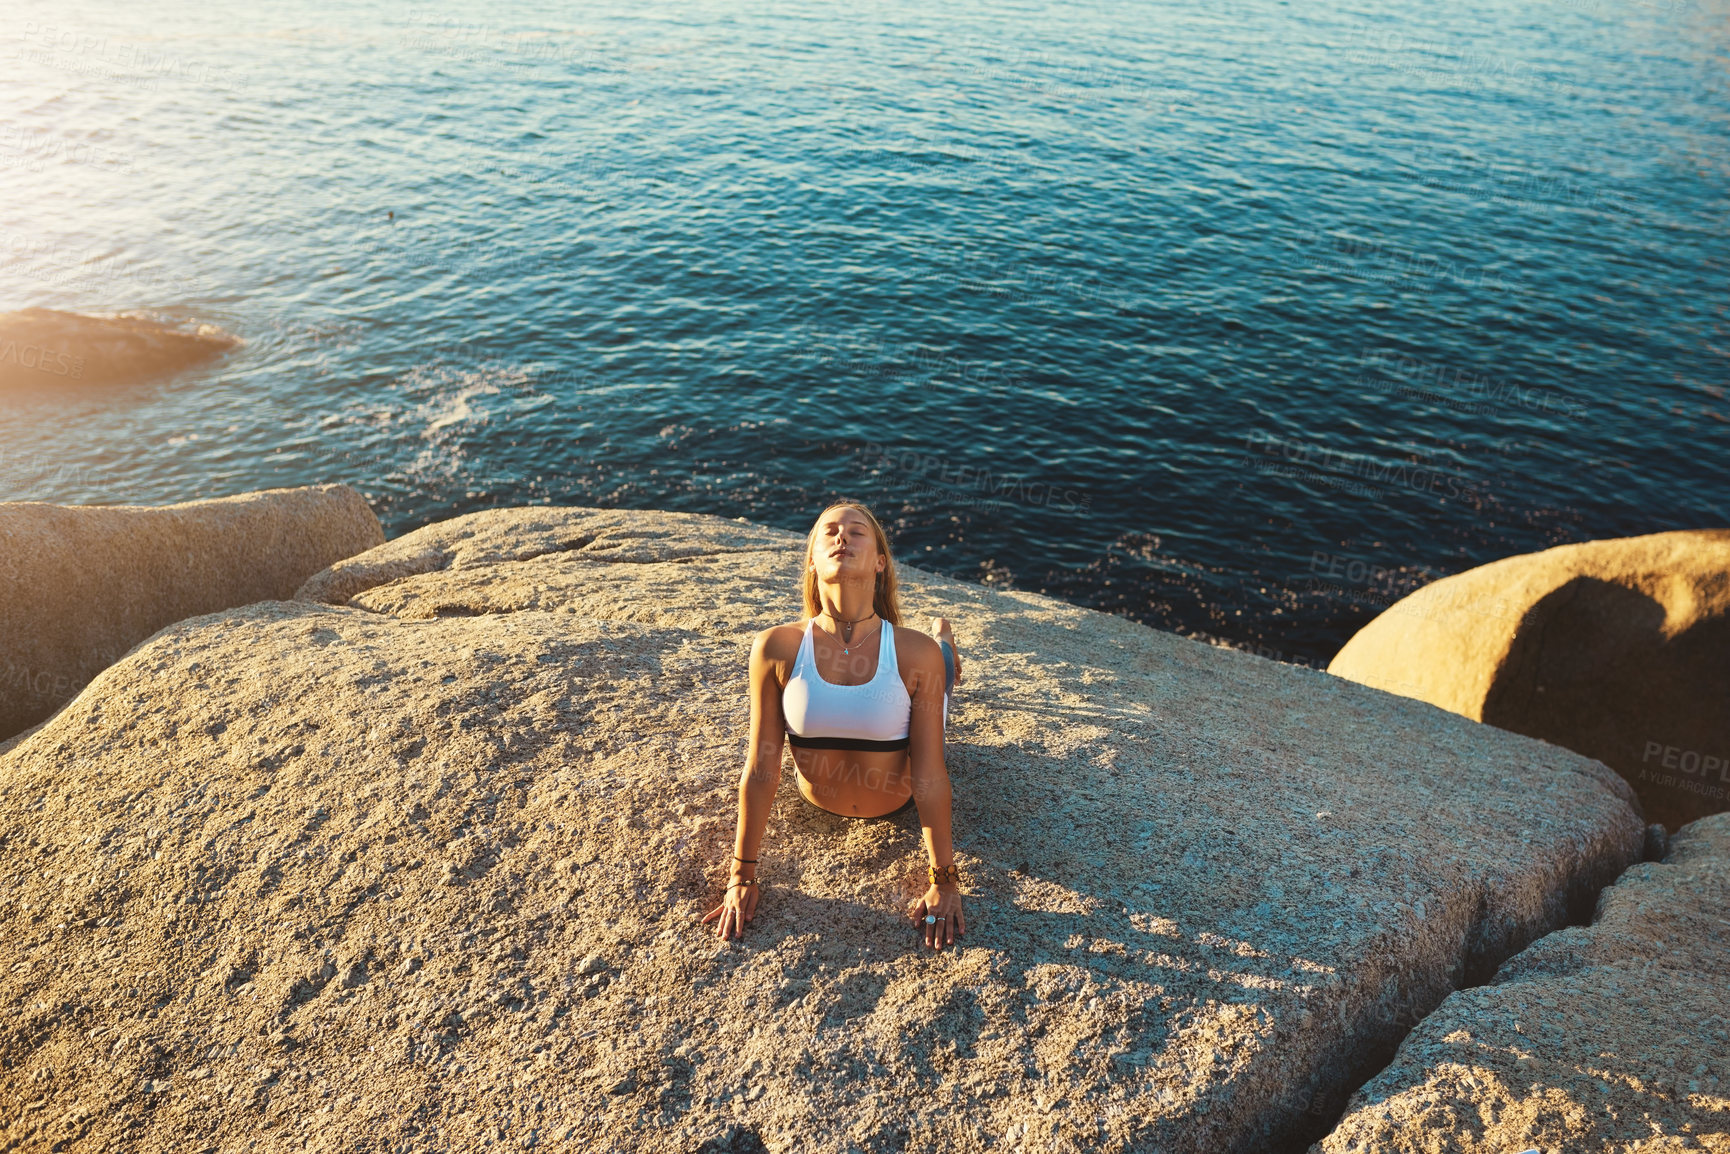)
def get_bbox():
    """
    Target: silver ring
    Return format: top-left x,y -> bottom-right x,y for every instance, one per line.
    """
935,916 -> 946,921
923,914 -> 936,925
